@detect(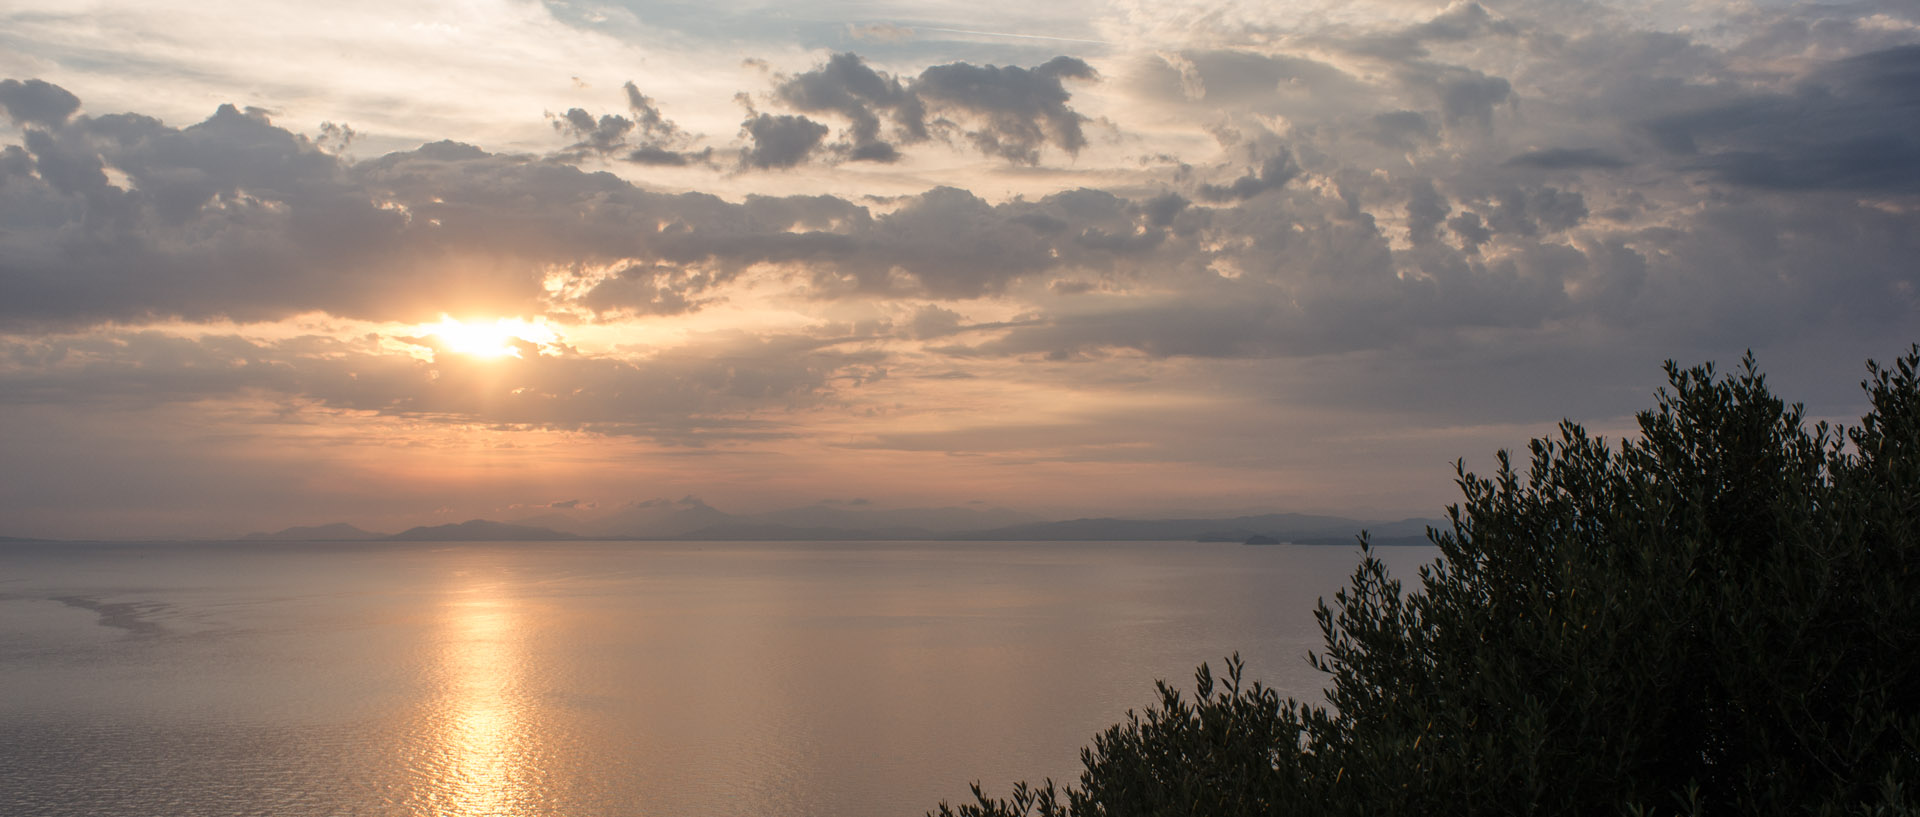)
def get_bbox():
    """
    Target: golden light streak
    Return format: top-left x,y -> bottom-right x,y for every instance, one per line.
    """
447,594 -> 516,814
417,578 -> 538,817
